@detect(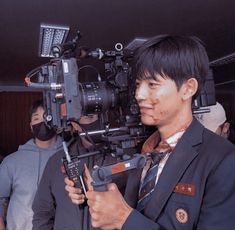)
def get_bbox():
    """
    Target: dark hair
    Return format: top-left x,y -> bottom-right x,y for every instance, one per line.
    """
29,99 -> 44,119
135,35 -> 210,95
